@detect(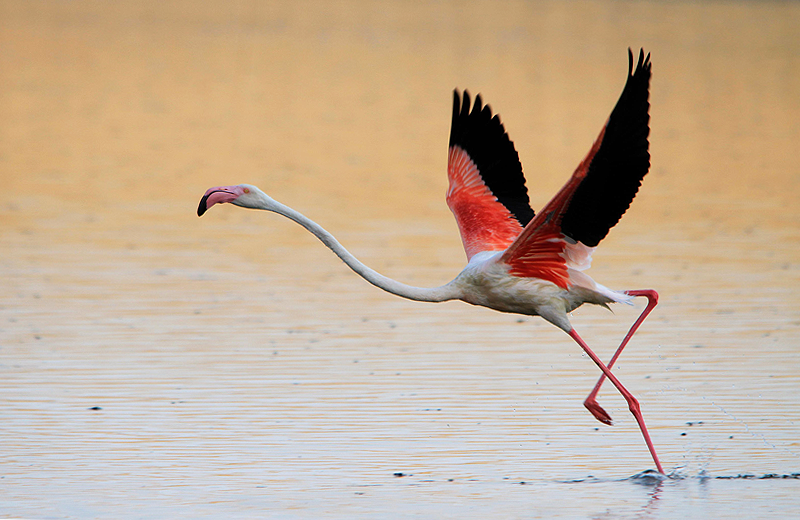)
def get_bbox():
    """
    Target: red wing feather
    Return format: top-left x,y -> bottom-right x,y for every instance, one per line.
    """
501,129 -> 605,288
447,146 -> 525,259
